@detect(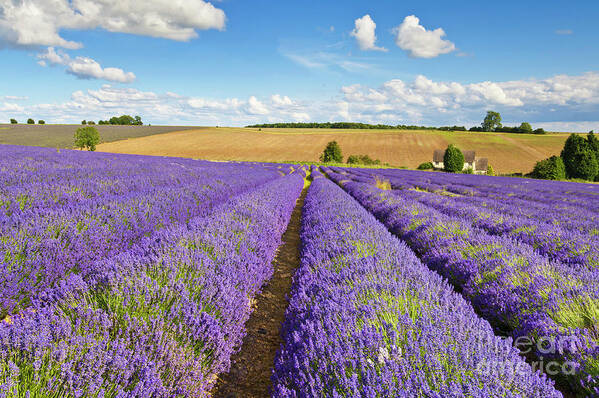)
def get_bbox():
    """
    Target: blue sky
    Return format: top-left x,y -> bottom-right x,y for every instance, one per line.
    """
0,0 -> 598,131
